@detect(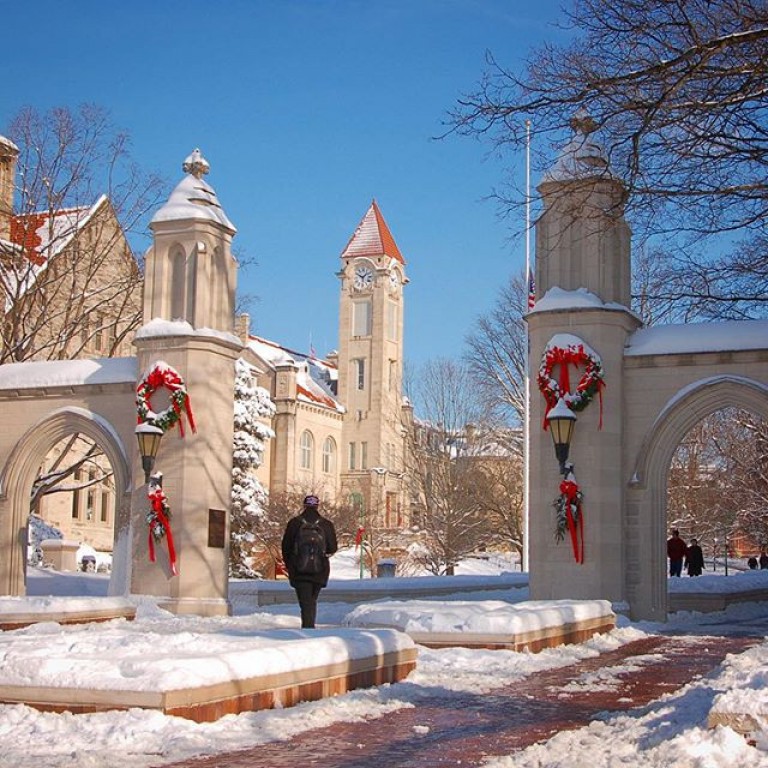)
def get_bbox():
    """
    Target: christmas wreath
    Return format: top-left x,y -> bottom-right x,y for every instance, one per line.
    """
146,473 -> 177,575
136,361 -> 196,436
538,334 -> 605,427
553,470 -> 584,564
